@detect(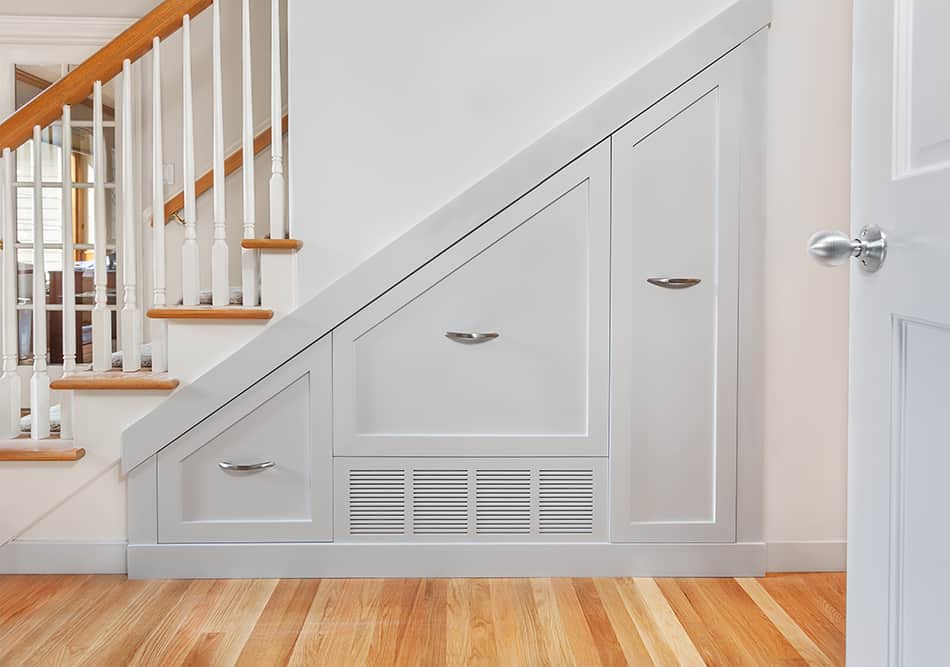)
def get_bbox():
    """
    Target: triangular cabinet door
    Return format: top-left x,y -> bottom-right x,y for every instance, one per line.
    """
157,337 -> 332,543
333,141 -> 610,457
